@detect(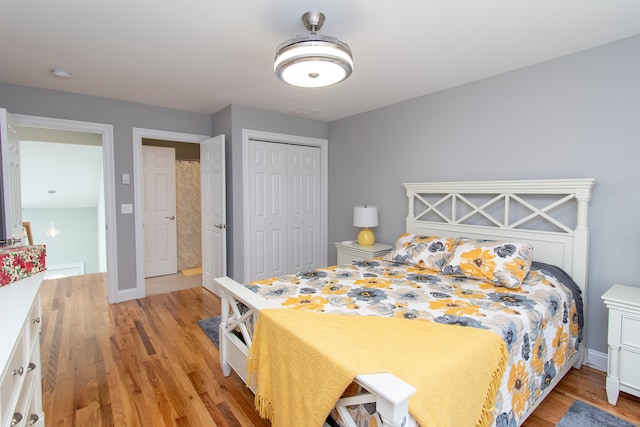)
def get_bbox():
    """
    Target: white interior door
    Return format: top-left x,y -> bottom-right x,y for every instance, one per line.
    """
248,140 -> 288,281
0,108 -> 23,245
143,146 -> 177,277
201,134 -> 226,295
